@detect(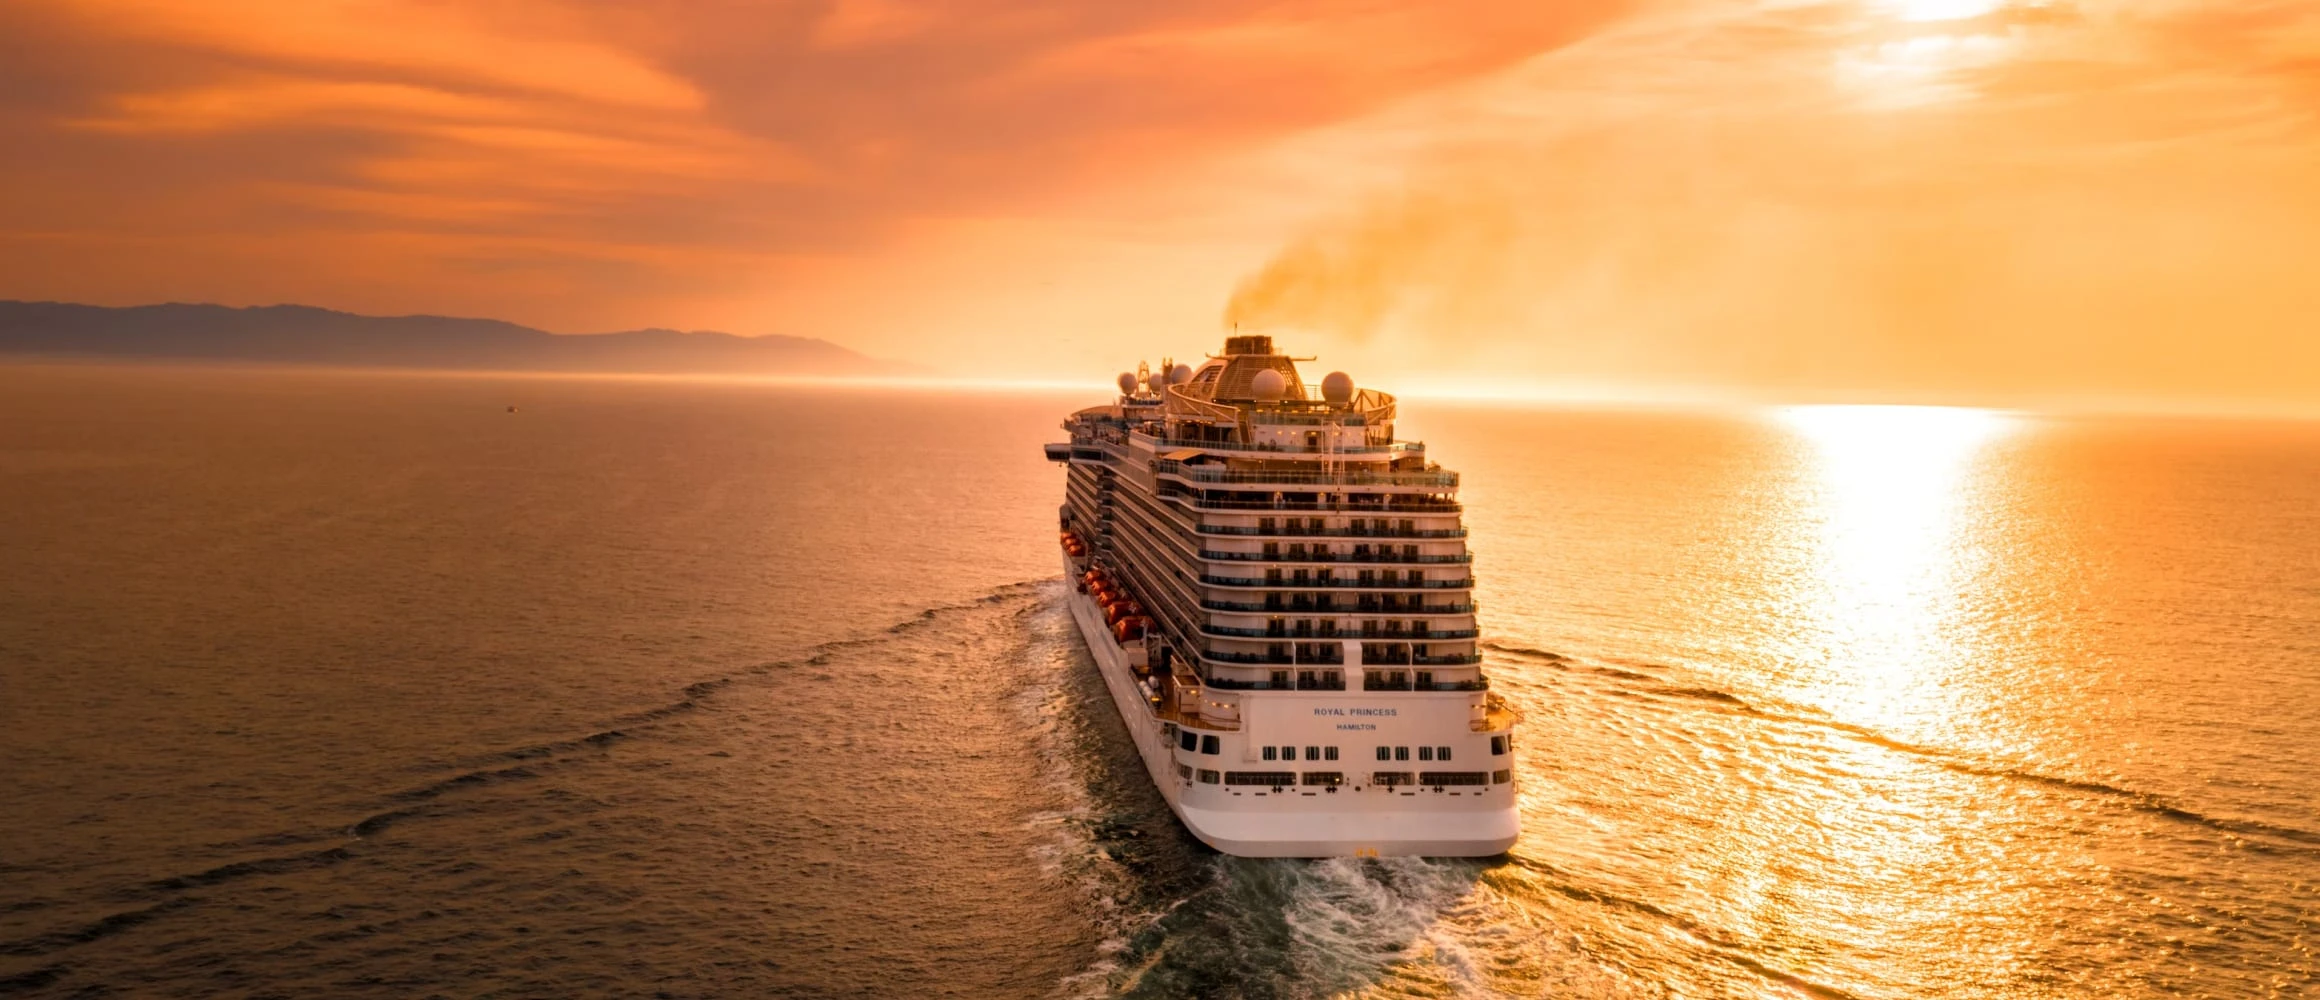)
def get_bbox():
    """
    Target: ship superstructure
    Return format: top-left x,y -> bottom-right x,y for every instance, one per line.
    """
1044,335 -> 1519,857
